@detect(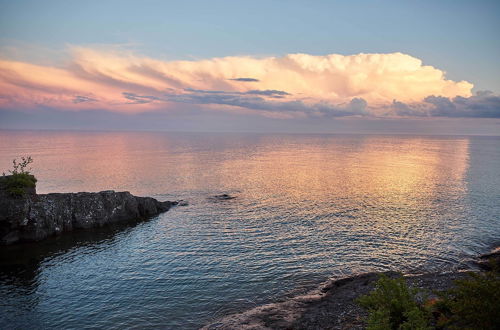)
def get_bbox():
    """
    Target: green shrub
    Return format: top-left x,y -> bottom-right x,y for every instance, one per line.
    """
436,269 -> 500,329
357,274 -> 431,330
2,156 -> 37,197
358,267 -> 500,330
4,172 -> 37,197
